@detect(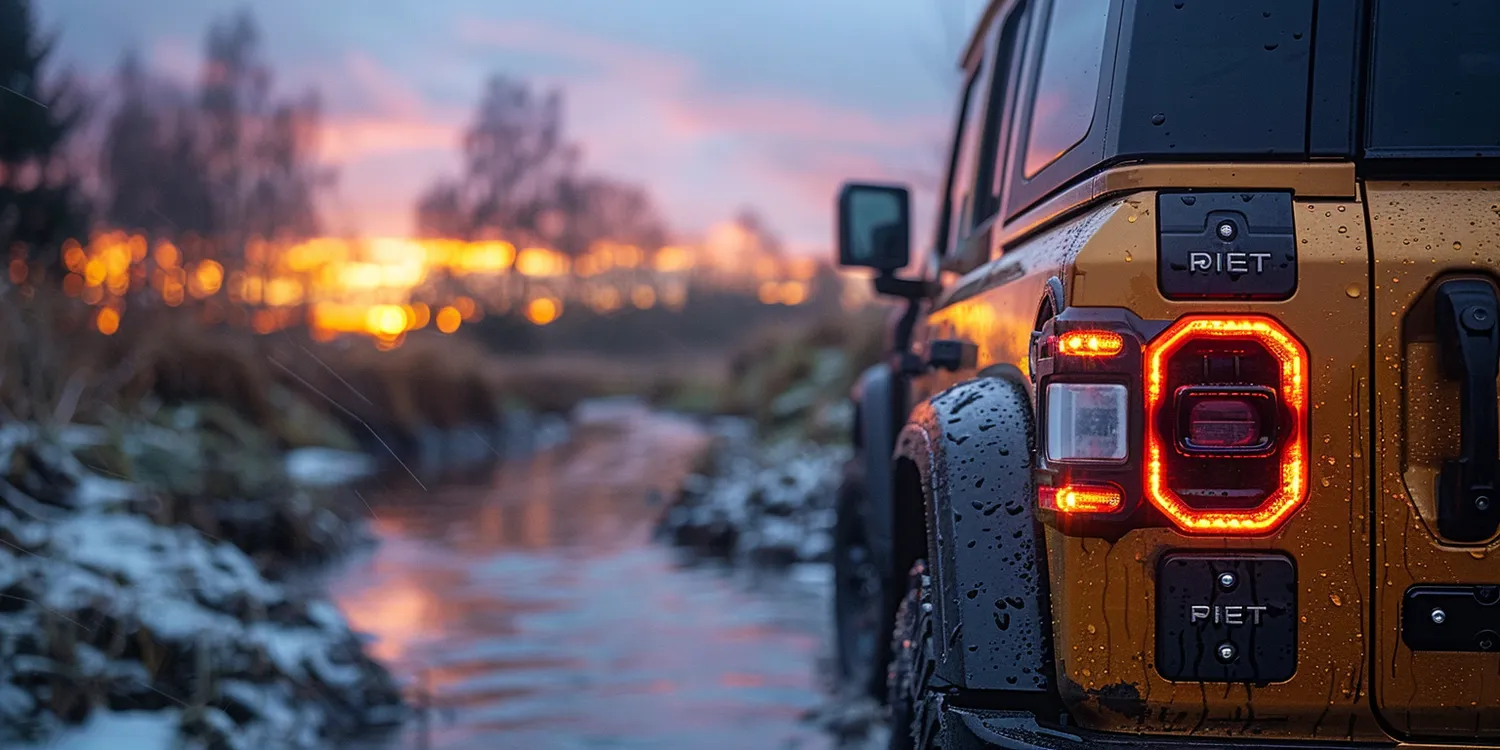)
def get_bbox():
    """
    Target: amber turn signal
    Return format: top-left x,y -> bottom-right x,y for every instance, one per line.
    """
1040,483 -> 1125,514
1057,330 -> 1125,357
